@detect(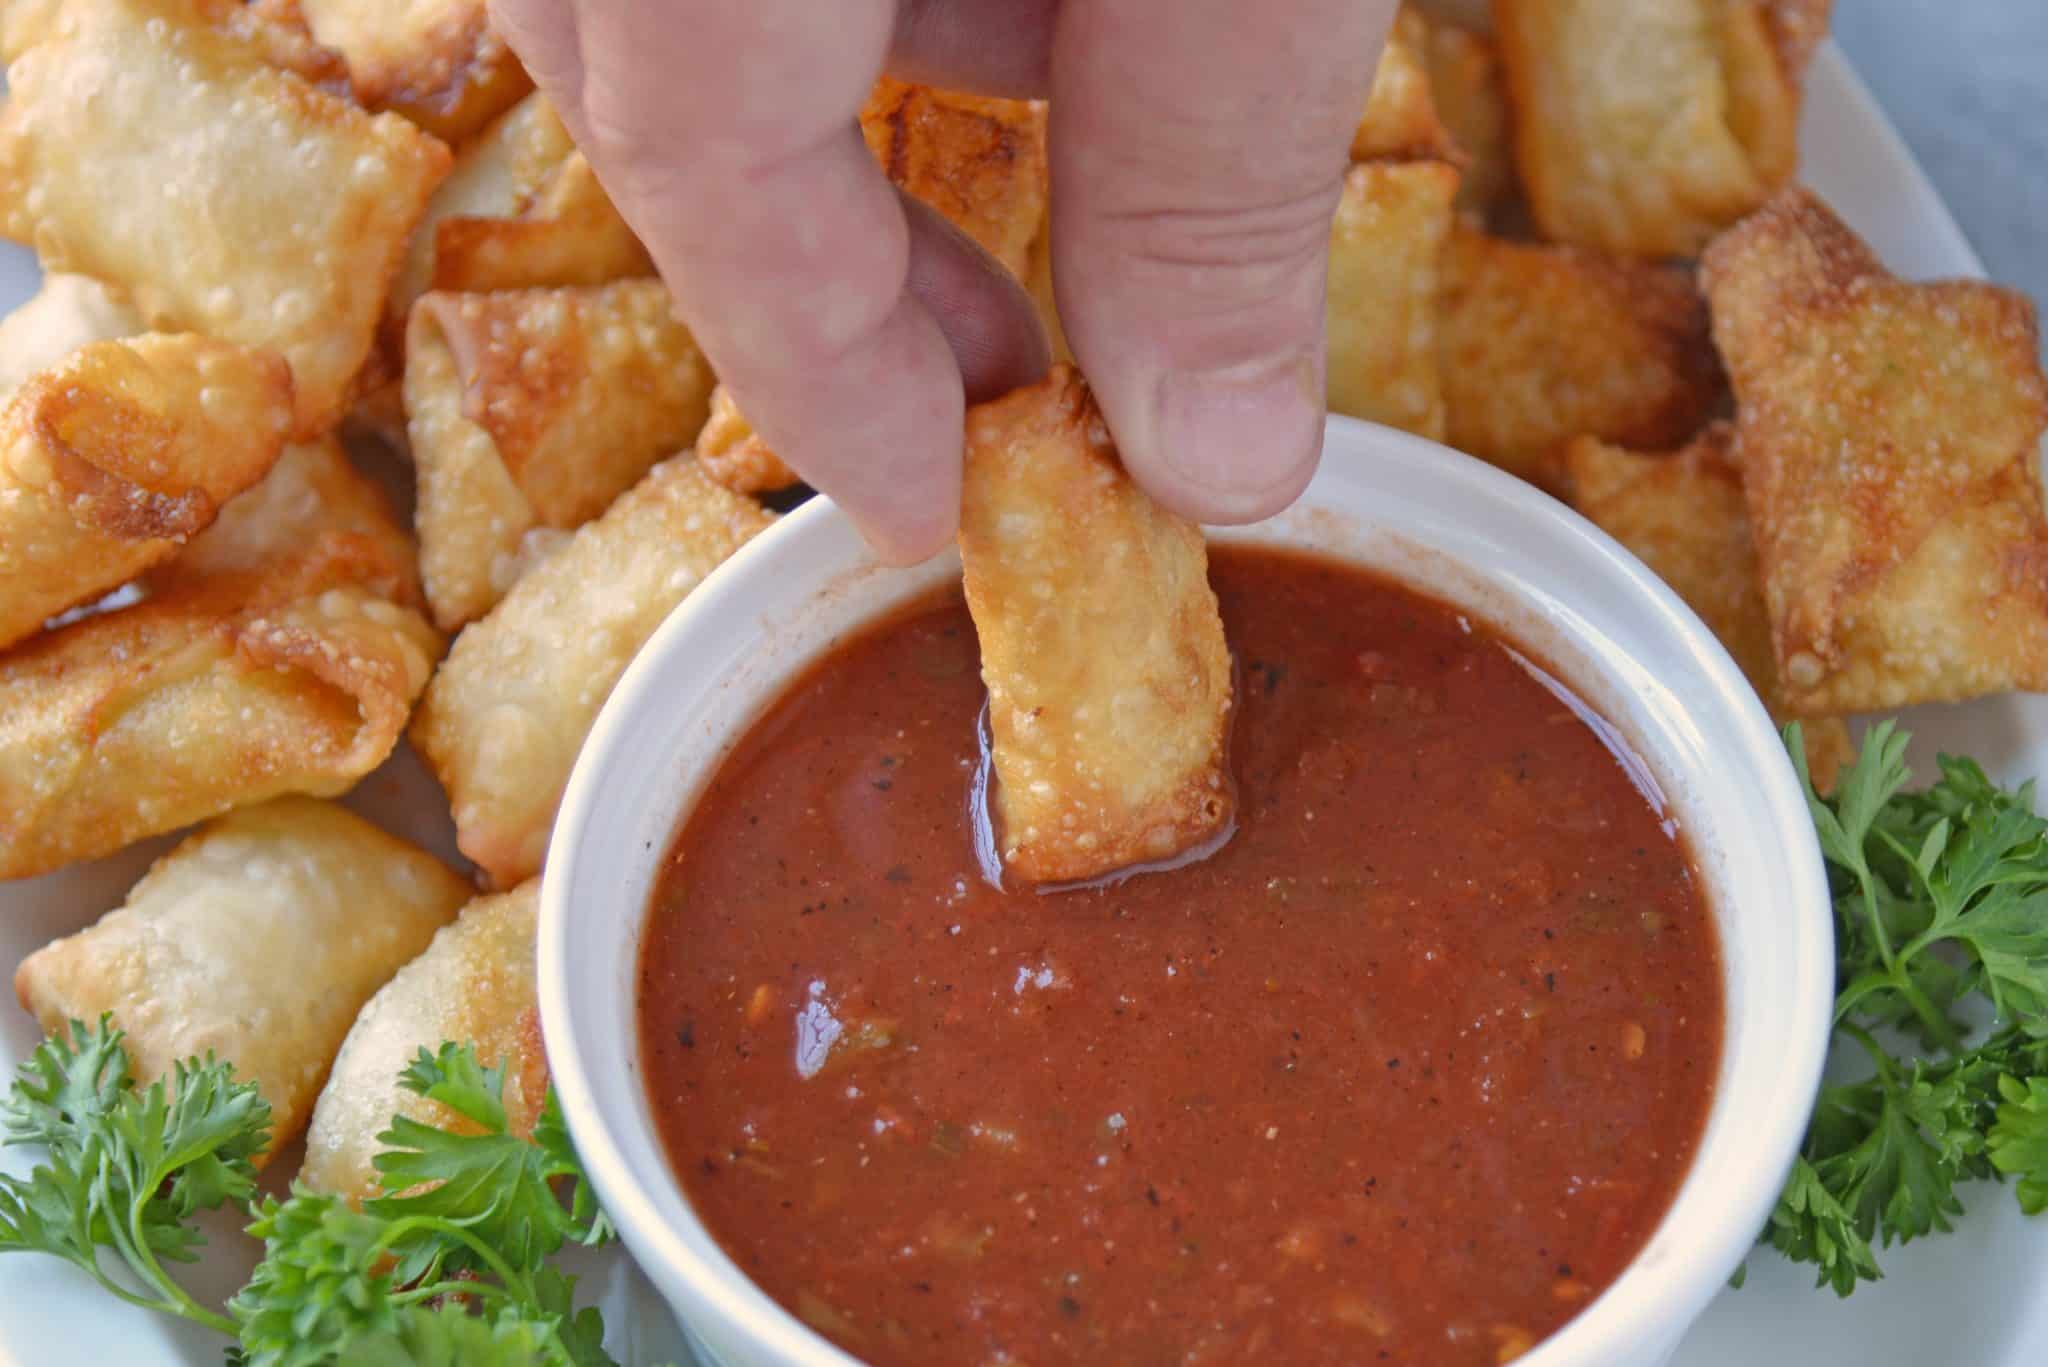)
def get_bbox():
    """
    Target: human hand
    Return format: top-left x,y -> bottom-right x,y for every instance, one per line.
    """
489,0 -> 1395,562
